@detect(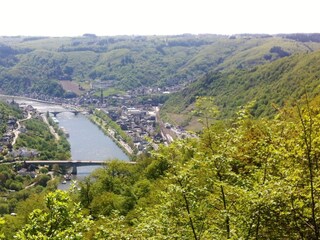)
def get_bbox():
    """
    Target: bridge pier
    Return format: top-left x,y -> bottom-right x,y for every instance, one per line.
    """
71,164 -> 77,175
49,111 -> 80,116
